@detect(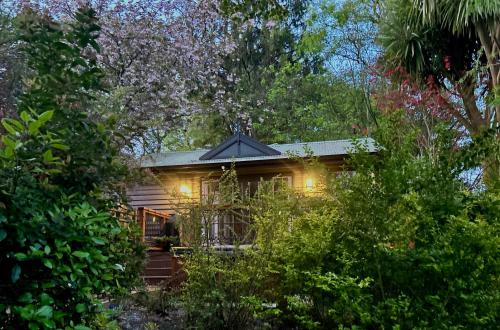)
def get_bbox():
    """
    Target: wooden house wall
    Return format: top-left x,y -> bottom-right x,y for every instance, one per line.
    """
127,157 -> 345,213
